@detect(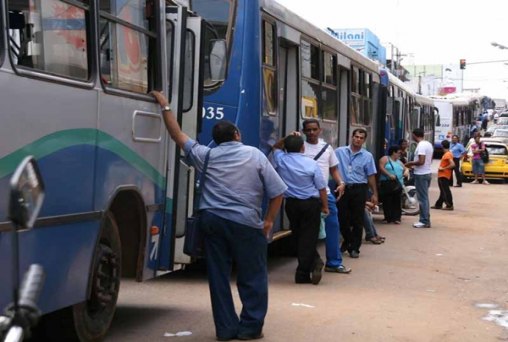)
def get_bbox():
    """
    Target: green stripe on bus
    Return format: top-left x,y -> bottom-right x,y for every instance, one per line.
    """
0,129 -> 166,189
